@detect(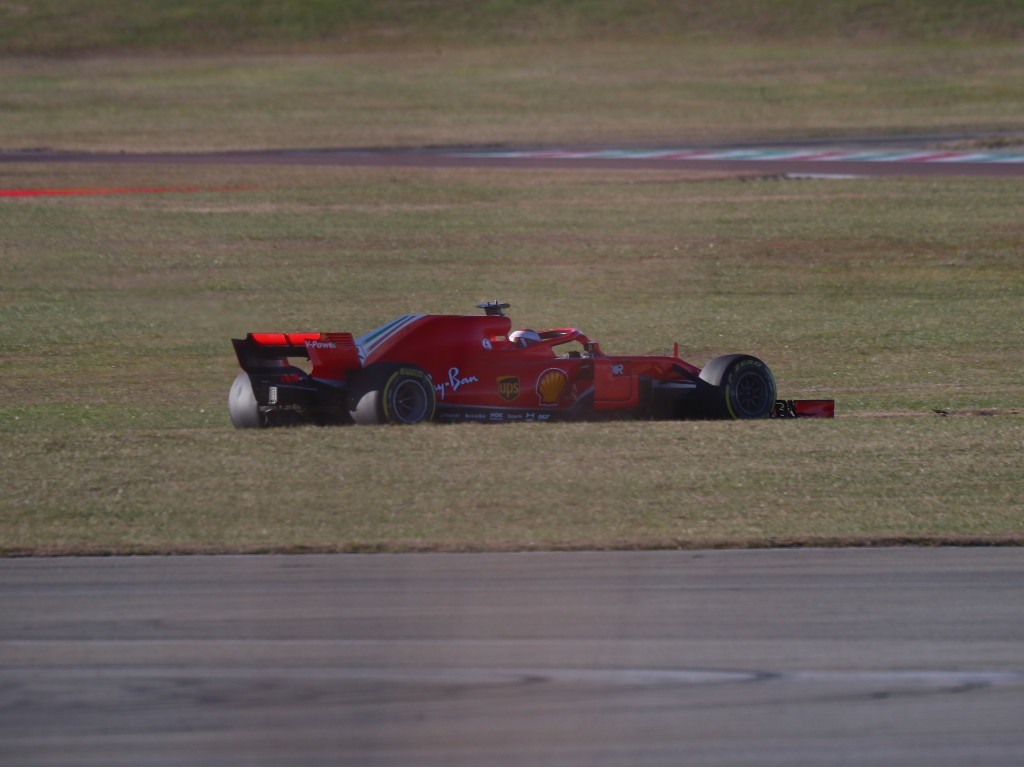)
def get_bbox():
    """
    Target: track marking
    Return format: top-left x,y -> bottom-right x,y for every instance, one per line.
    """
454,148 -> 1024,164
0,187 -> 244,197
